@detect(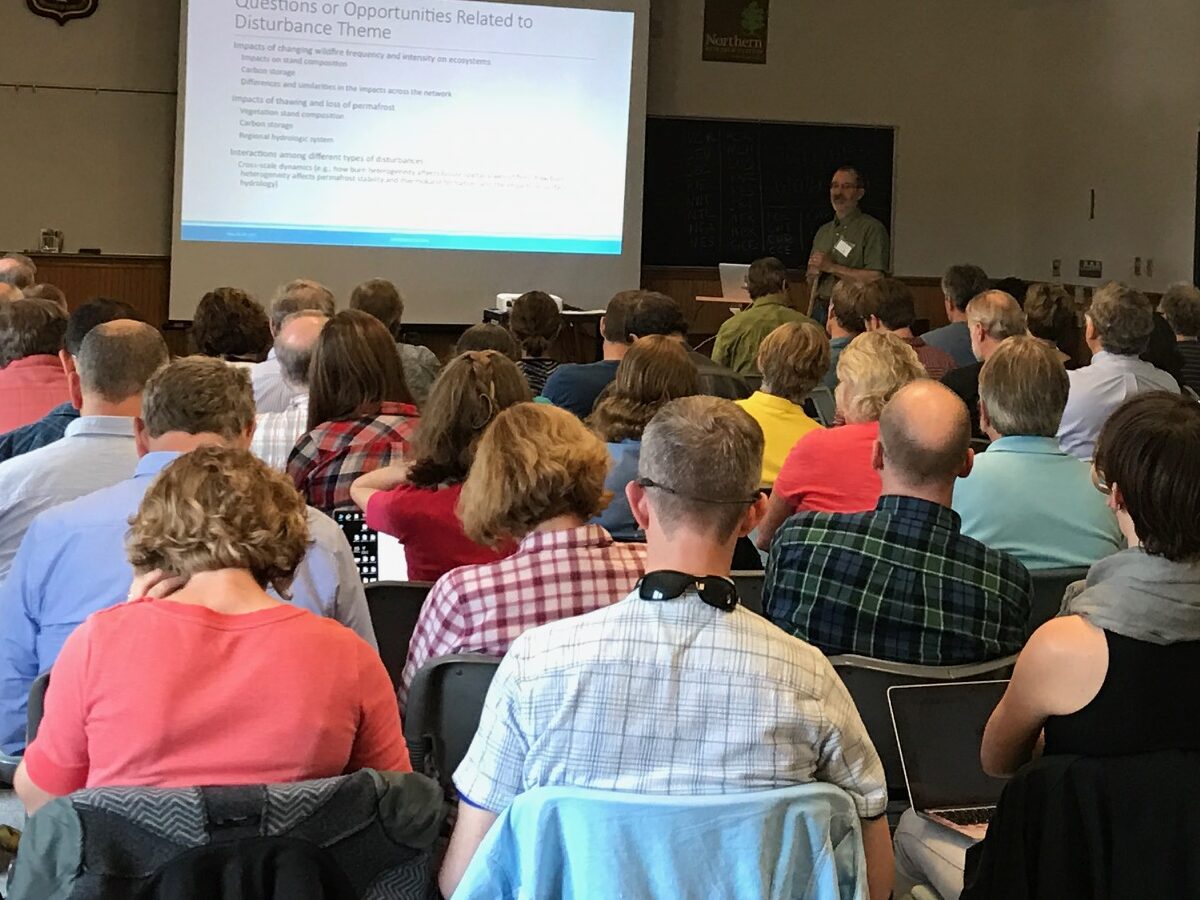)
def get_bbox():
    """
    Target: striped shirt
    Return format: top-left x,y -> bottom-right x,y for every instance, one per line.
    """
518,358 -> 559,395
